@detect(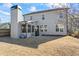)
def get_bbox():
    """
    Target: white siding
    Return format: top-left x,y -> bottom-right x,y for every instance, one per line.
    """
24,9 -> 67,35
